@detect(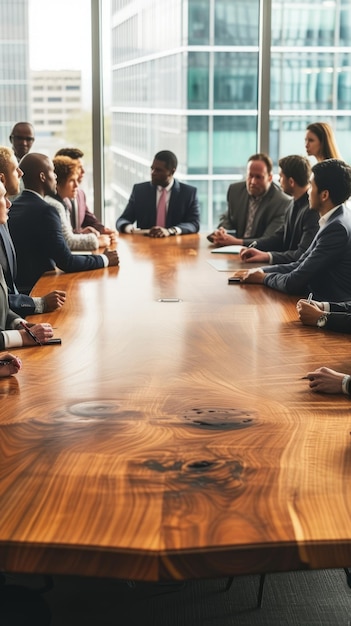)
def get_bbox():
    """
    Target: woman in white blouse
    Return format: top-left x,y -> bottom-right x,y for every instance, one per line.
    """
45,157 -> 110,251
